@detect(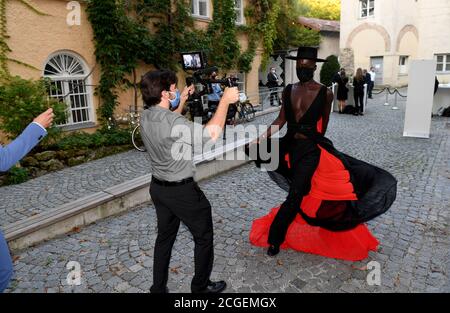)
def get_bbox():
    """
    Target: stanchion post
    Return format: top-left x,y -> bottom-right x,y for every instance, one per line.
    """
392,90 -> 399,110
384,88 -> 390,106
